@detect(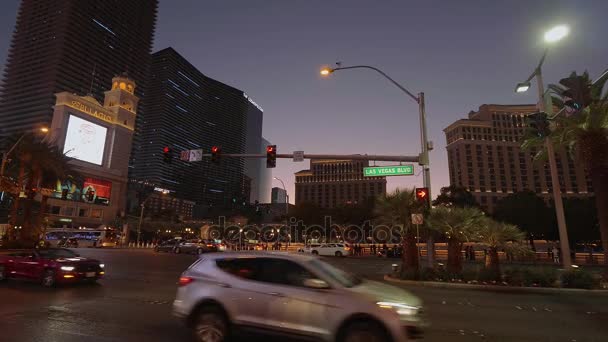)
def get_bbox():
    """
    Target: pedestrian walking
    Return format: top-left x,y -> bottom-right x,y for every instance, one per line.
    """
552,246 -> 559,264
